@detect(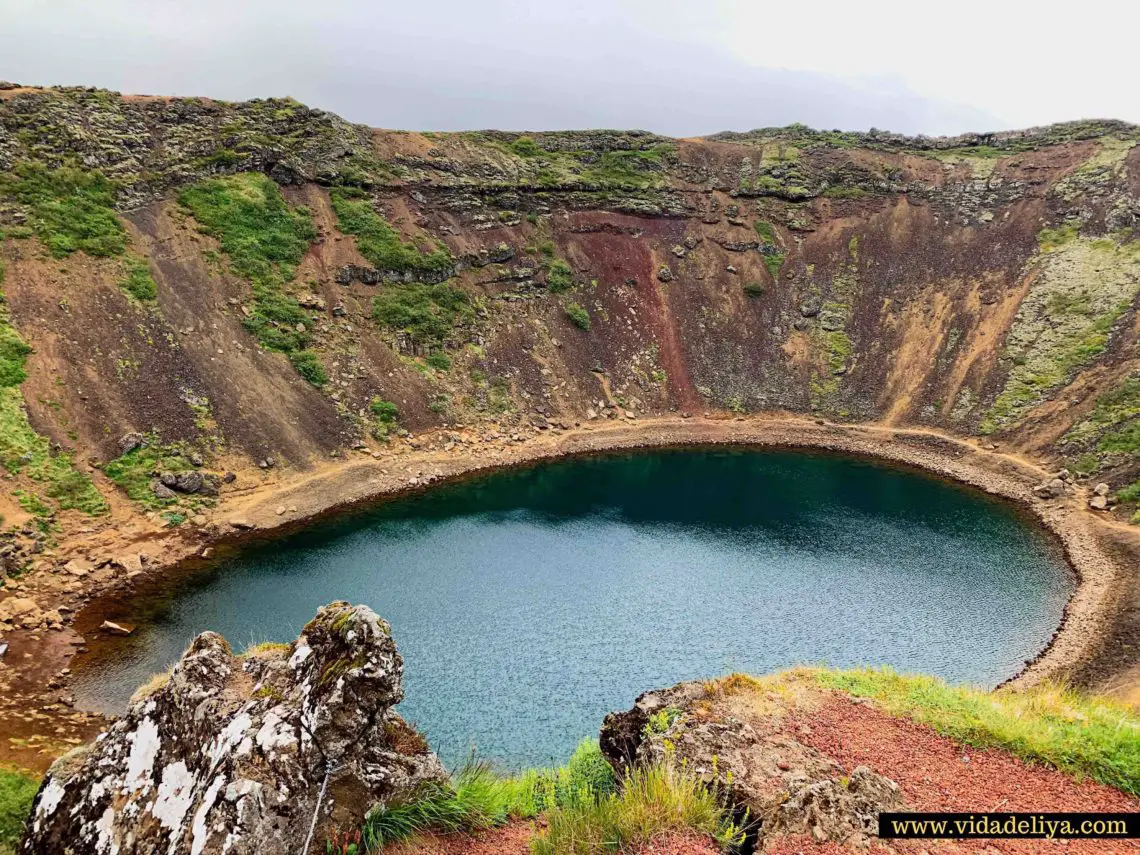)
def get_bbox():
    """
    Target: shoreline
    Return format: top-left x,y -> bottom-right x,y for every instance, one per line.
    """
2,414 -> 1138,772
